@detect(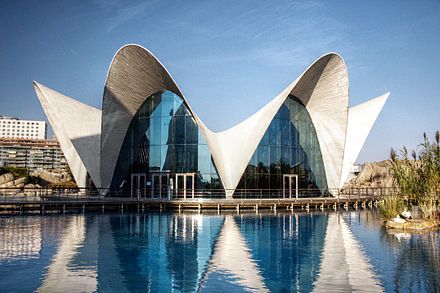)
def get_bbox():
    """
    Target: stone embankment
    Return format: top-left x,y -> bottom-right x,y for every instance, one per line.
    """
386,219 -> 440,231
0,169 -> 75,189
343,160 -> 396,190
